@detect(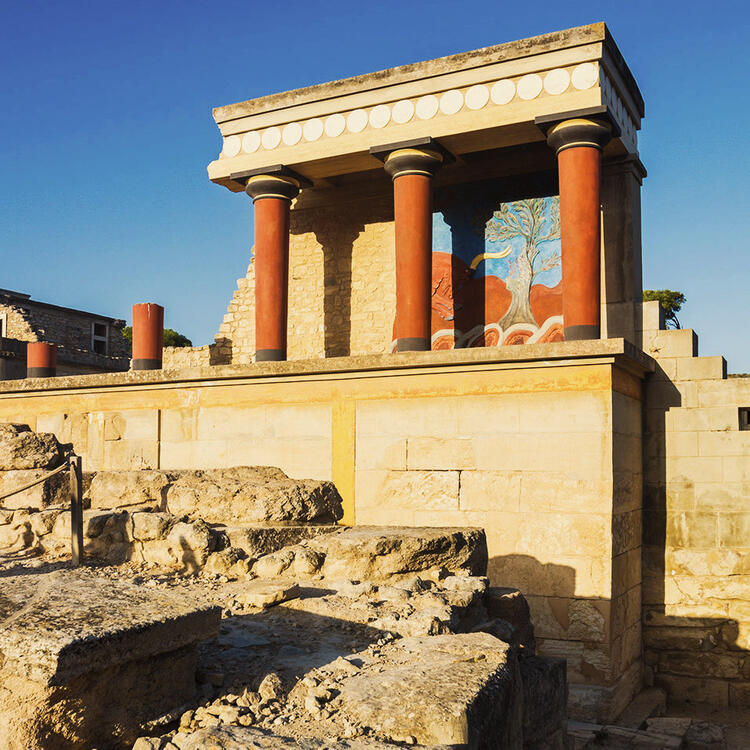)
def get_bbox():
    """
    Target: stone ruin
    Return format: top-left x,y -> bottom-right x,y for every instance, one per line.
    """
0,421 -> 568,749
